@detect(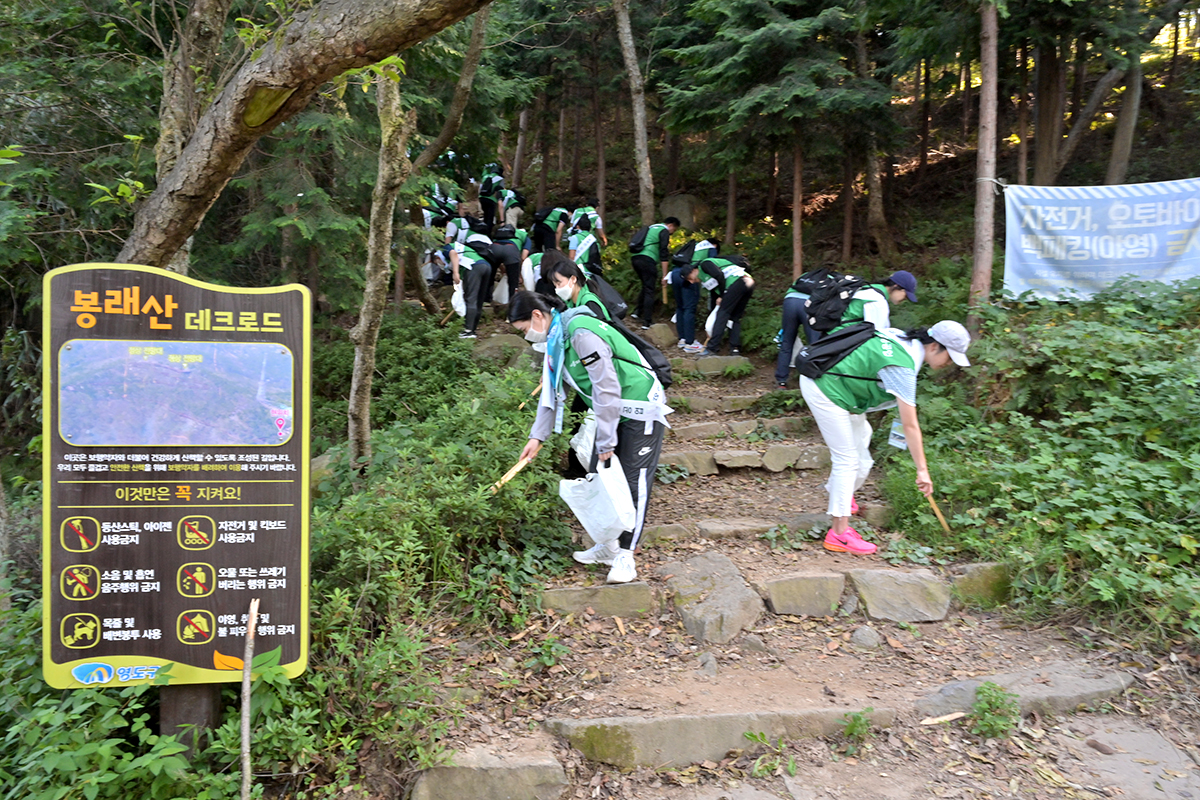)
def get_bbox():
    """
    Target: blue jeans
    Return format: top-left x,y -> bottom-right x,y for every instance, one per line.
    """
668,268 -> 699,343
